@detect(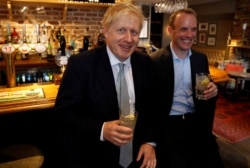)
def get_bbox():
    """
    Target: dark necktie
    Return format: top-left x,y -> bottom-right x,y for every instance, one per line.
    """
117,63 -> 132,168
